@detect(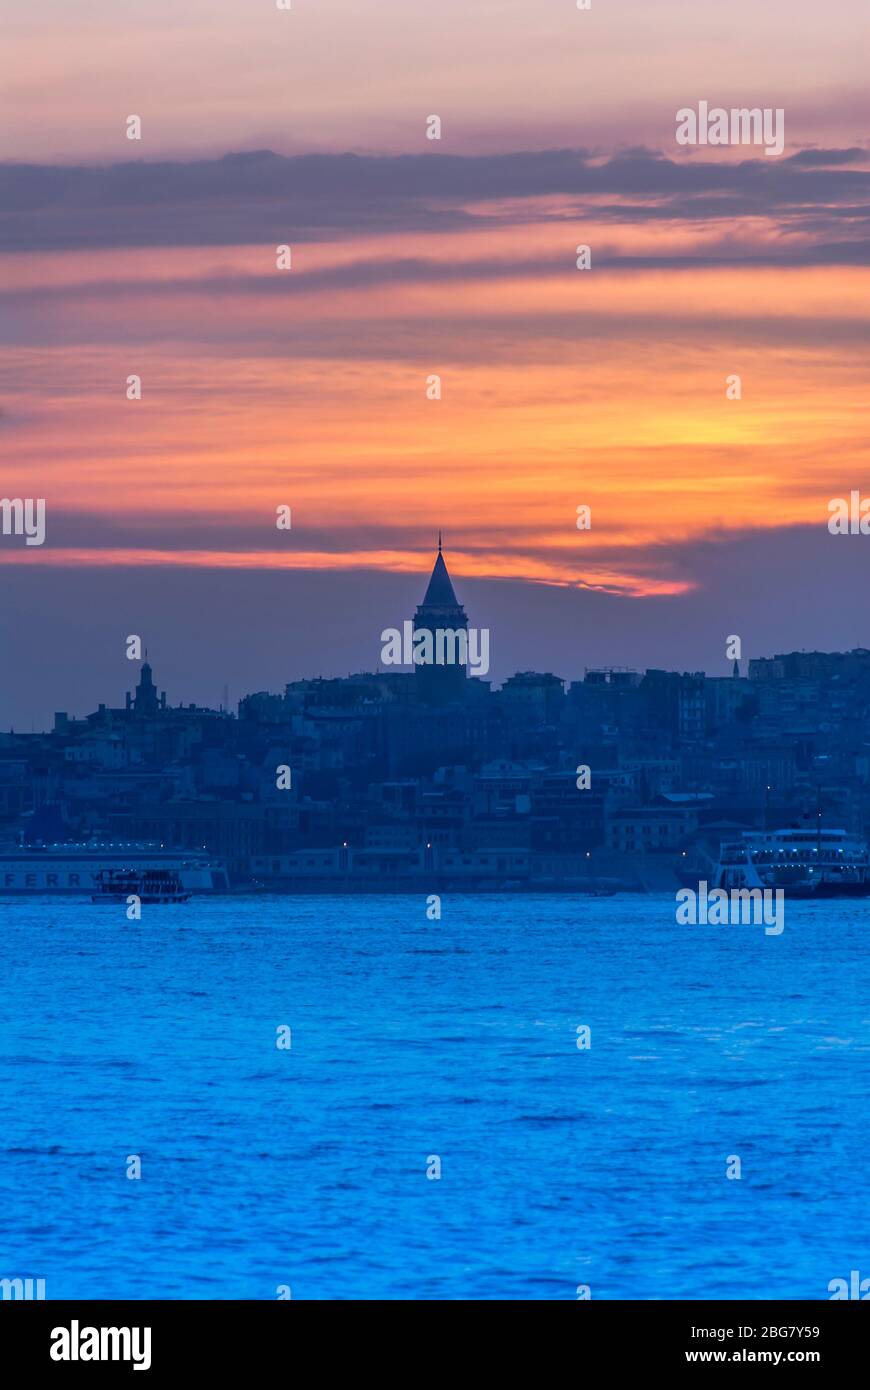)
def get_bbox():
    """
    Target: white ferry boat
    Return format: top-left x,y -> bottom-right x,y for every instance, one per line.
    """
681,828 -> 870,898
0,842 -> 228,895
